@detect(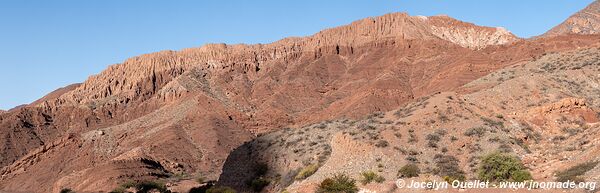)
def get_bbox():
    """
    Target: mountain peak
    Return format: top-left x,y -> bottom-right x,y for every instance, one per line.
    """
306,12 -> 518,49
543,0 -> 600,36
